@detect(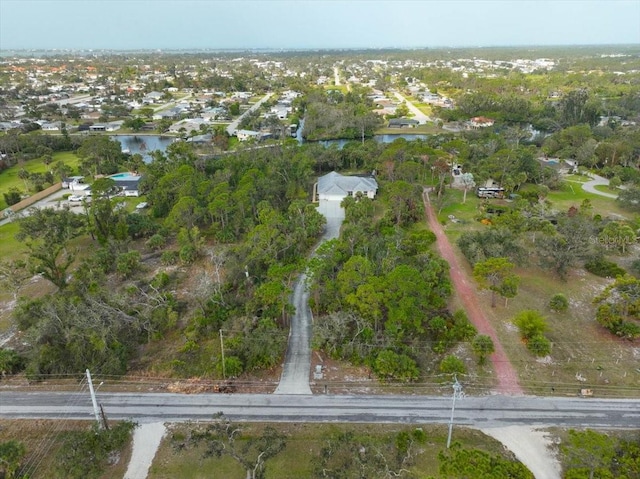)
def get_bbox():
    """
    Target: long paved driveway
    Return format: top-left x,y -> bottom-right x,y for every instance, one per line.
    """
274,201 -> 344,394
423,190 -> 523,395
